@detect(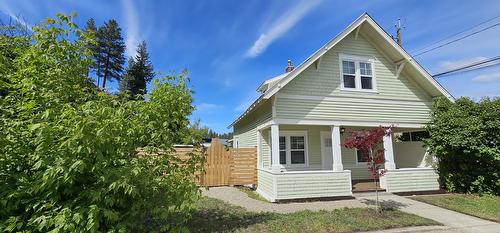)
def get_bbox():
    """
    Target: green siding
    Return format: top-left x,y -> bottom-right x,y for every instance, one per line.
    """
382,168 -> 439,192
233,99 -> 272,148
275,171 -> 352,199
257,170 -> 275,199
276,32 -> 433,124
279,125 -> 329,167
